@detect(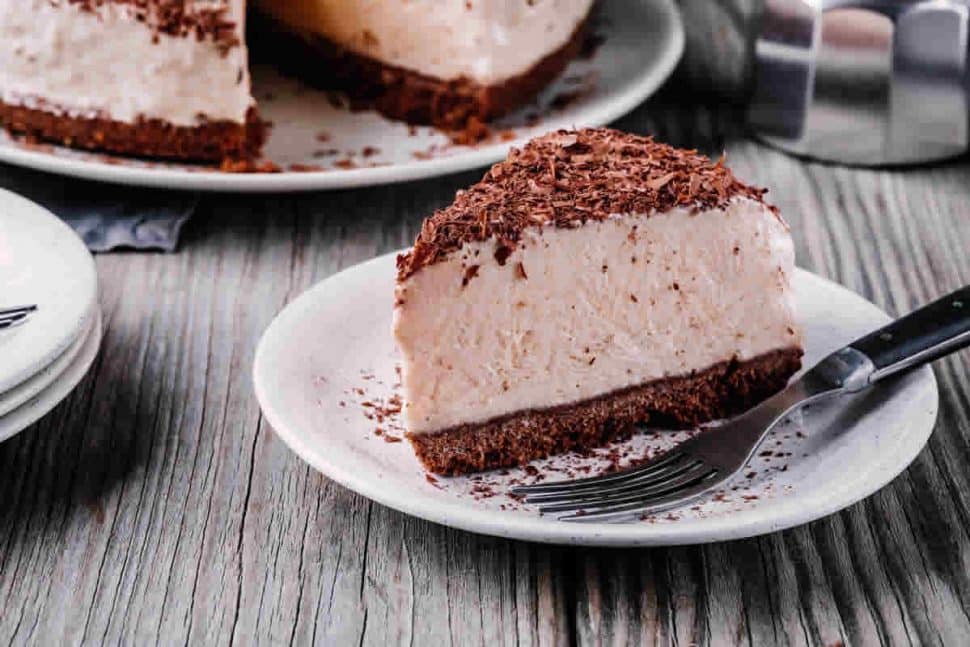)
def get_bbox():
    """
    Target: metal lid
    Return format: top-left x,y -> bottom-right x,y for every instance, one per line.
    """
748,0 -> 970,165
